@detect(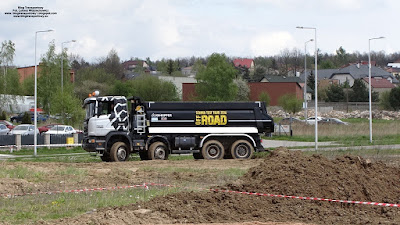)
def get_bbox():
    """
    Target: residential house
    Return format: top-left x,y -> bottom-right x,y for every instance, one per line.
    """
122,60 -> 149,72
362,77 -> 396,97
181,66 -> 196,77
233,58 -> 255,72
300,64 -> 399,87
